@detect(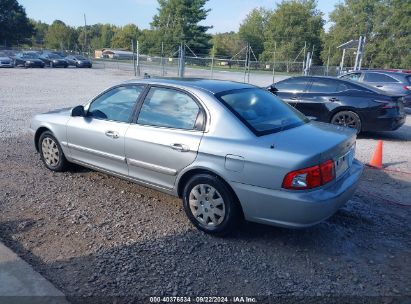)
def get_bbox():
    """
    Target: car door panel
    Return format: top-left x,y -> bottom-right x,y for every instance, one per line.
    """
125,126 -> 202,189
66,85 -> 144,175
66,118 -> 129,175
275,92 -> 300,107
124,86 -> 204,190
